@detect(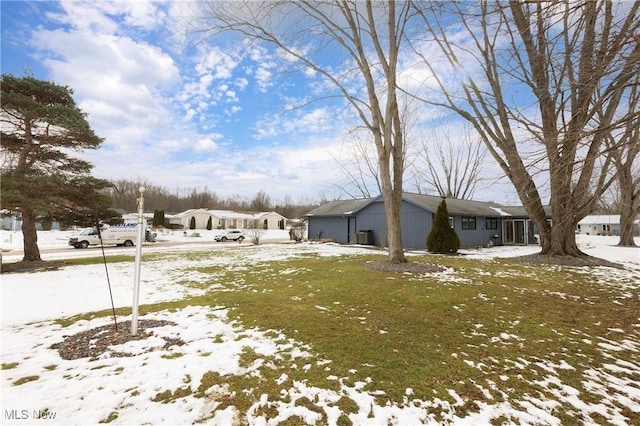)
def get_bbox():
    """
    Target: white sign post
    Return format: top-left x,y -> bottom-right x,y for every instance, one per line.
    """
131,186 -> 145,335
